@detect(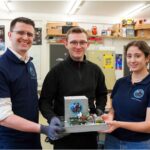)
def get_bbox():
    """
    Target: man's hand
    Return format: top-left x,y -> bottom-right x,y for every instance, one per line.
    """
50,117 -> 62,127
40,117 -> 66,140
